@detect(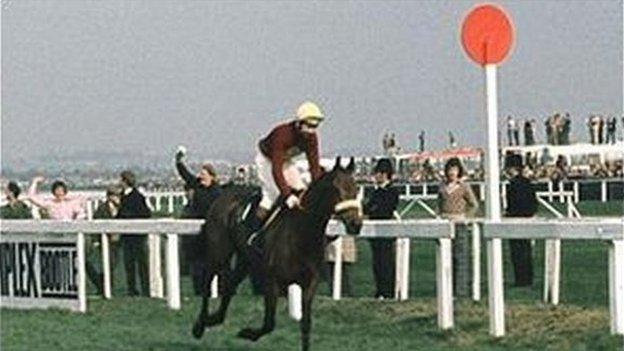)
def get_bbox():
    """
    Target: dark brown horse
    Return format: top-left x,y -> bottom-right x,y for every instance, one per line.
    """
191,157 -> 363,351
